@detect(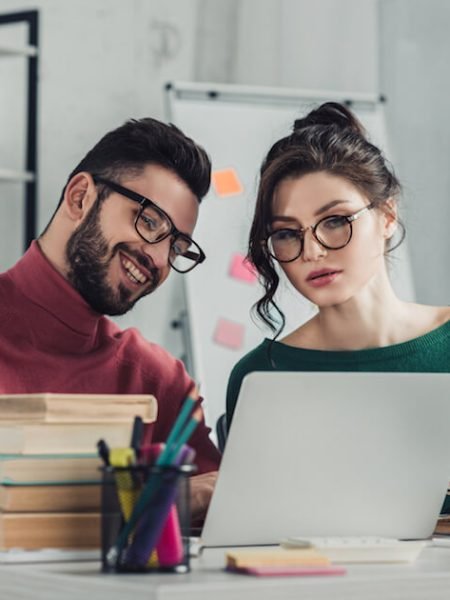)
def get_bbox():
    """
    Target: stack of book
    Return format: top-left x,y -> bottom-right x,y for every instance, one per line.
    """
0,393 -> 157,553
